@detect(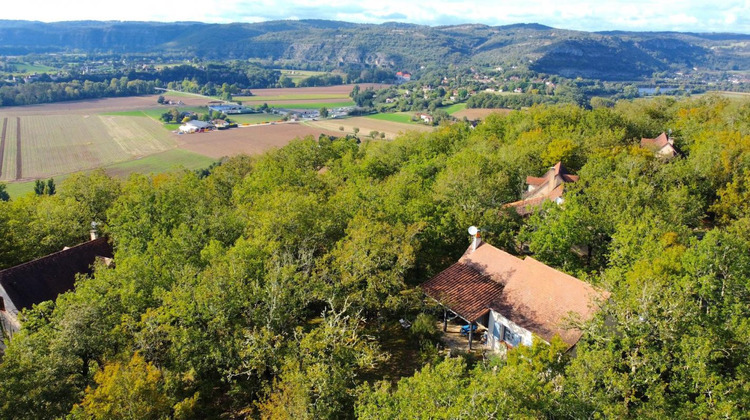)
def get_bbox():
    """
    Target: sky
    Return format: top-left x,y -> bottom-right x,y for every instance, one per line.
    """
3,0 -> 749,33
